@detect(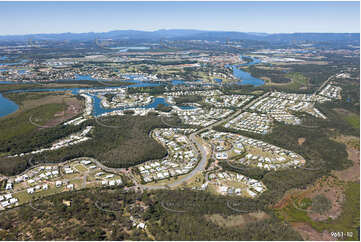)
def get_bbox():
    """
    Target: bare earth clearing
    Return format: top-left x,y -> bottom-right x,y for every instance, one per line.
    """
298,137 -> 306,145
292,222 -> 335,241
205,212 -> 269,228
